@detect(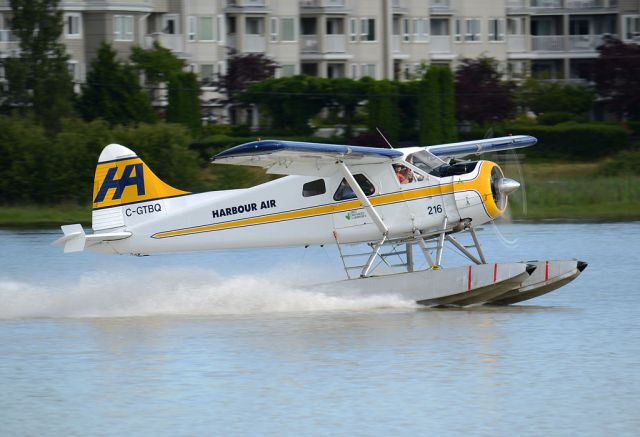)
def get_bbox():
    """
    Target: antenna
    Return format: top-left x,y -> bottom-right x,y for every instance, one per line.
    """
376,127 -> 394,149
